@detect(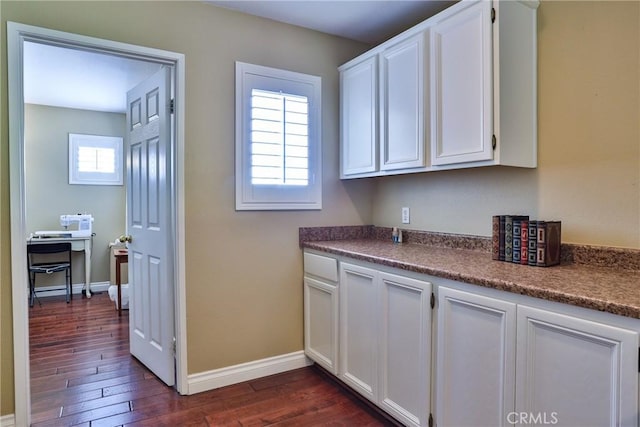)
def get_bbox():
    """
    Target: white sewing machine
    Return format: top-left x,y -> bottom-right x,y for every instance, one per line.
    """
30,214 -> 95,297
34,214 -> 94,238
